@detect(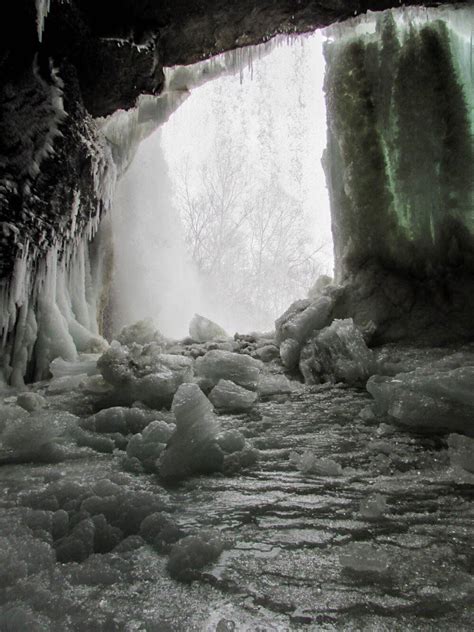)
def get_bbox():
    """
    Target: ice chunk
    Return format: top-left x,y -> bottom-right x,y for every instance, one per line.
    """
290,450 -> 343,476
116,318 -> 165,347
159,383 -> 252,480
299,318 -> 375,386
209,379 -> 257,413
158,383 -> 224,480
195,350 -> 262,391
97,341 -> 194,407
166,532 -> 230,582
126,420 -> 175,472
367,364 -> 474,434
275,295 -> 333,345
189,314 -> 228,343
447,434 -> 474,473
279,337 -> 301,370
307,275 -> 333,300
16,392 -> 46,412
254,344 -> 279,362
85,406 -> 159,435
257,374 -> 292,398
